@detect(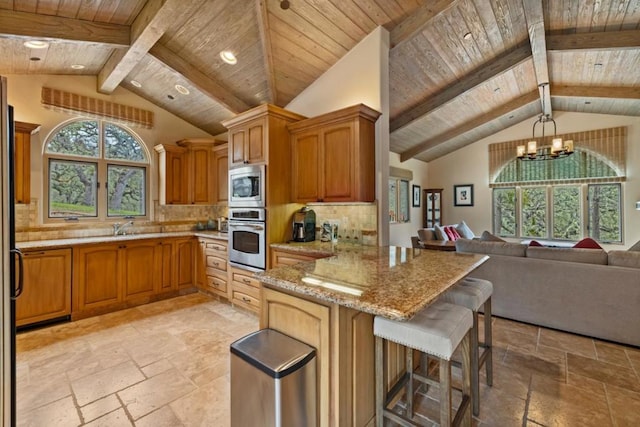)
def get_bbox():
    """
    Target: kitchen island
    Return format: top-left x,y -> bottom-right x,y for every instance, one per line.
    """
256,244 -> 488,427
